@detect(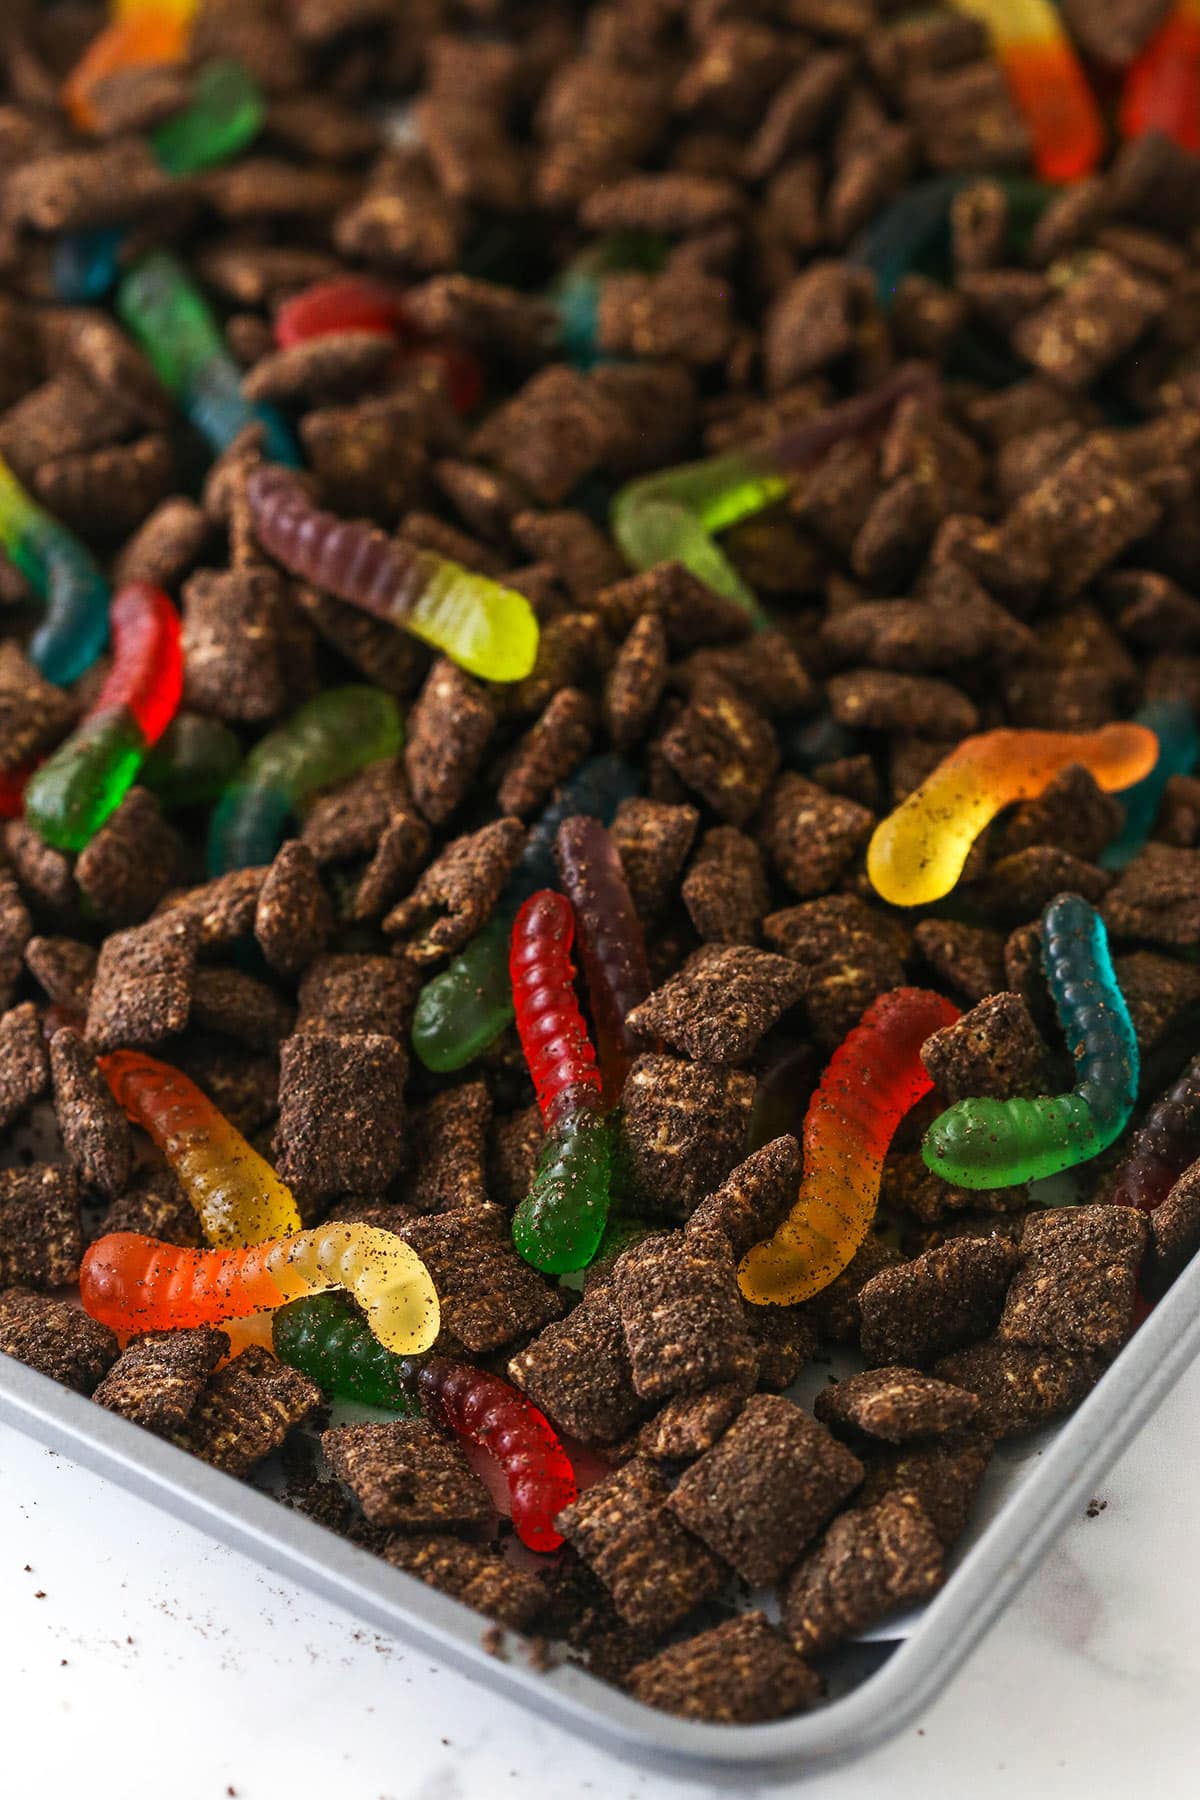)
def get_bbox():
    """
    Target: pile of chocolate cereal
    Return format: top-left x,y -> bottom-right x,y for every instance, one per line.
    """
2,0 -> 1200,1730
